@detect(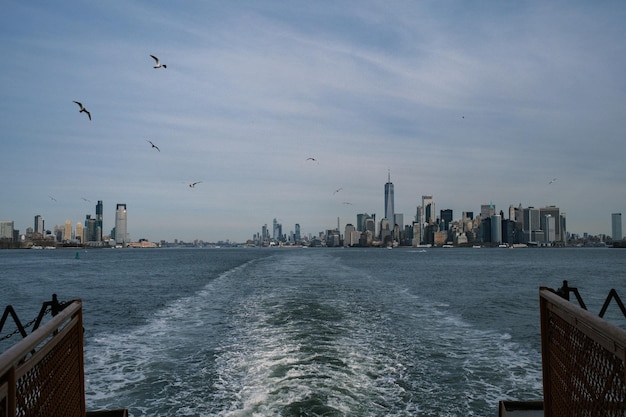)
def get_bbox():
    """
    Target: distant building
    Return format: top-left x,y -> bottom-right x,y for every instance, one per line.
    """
115,204 -> 128,245
344,223 -> 359,246
422,196 -> 435,224
96,200 -> 104,241
0,221 -> 14,241
384,171 -> 394,226
612,213 -> 623,241
440,209 -> 453,230
491,214 -> 502,244
34,215 -> 44,236
64,220 -> 72,241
